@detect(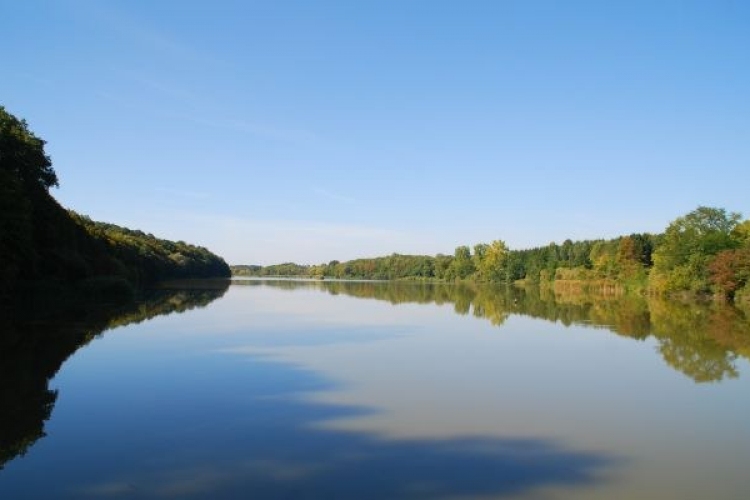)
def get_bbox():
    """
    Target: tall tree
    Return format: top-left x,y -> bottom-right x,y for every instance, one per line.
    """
447,245 -> 475,280
475,240 -> 509,282
0,107 -> 57,191
0,107 -> 59,297
650,206 -> 741,293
